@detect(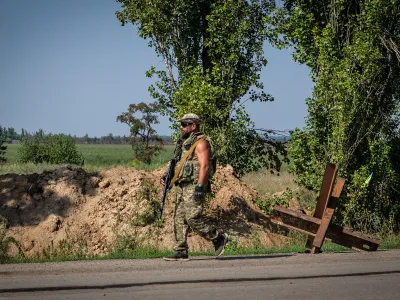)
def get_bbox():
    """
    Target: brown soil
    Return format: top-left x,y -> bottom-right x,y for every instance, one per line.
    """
0,164 -> 287,258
